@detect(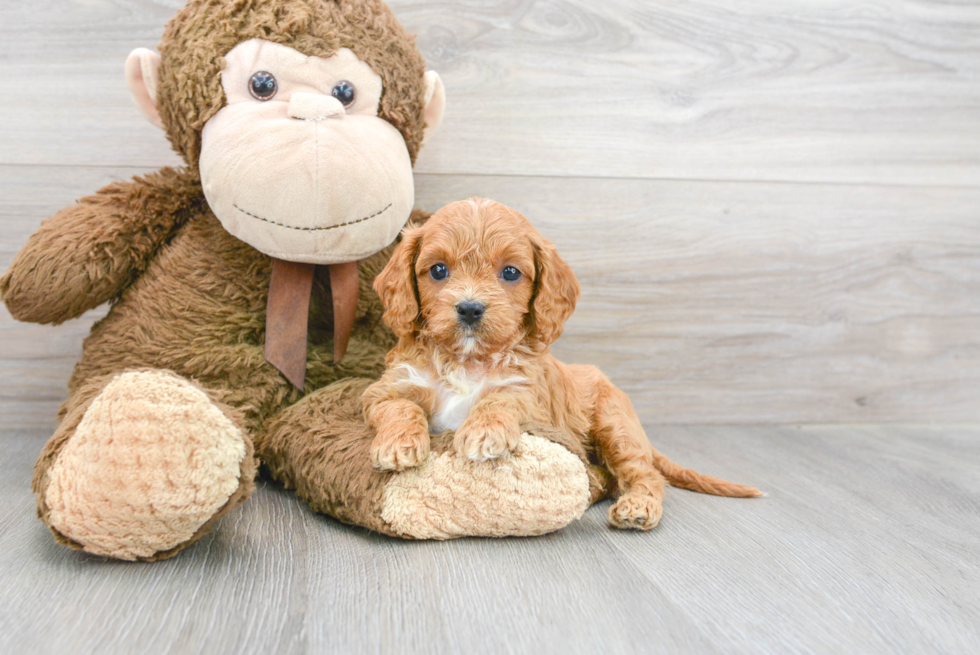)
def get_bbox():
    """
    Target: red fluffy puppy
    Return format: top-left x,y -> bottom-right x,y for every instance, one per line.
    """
363,198 -> 761,530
